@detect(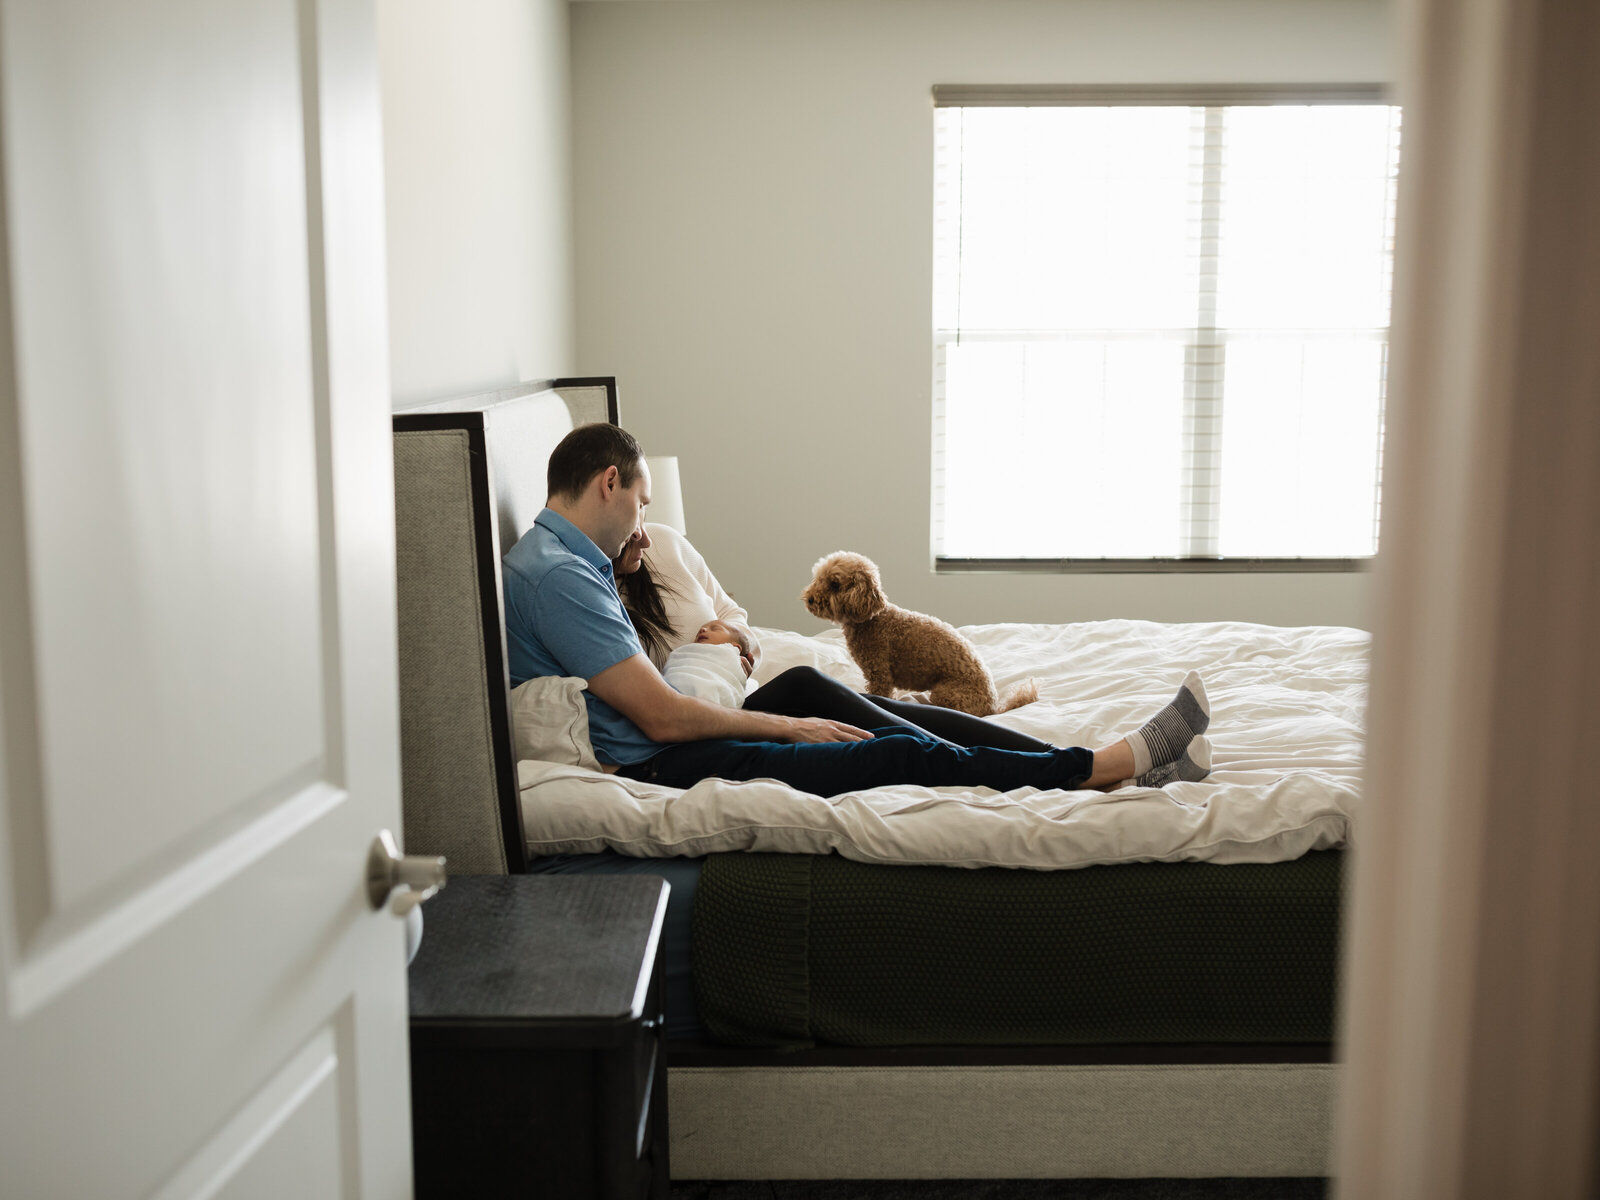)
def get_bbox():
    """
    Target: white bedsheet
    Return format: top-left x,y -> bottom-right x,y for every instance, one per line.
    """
517,619 -> 1366,870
